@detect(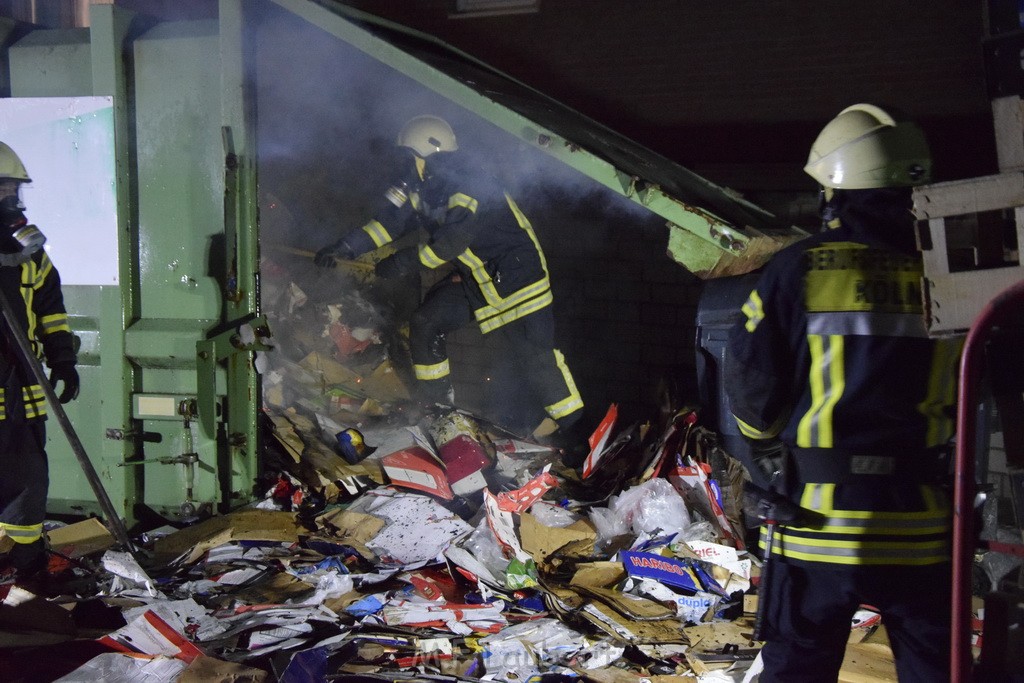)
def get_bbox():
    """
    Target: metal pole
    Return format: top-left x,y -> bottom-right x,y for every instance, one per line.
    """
0,287 -> 135,552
